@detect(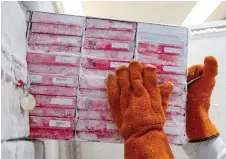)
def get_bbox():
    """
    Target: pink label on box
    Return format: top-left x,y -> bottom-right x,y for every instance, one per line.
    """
137,42 -> 183,55
76,131 -> 123,142
169,94 -> 186,108
84,38 -> 134,52
137,52 -> 184,66
29,73 -> 78,87
158,74 -> 186,85
28,33 -> 82,47
81,58 -> 129,70
33,95 -> 76,108
78,110 -> 111,120
168,134 -> 186,145
30,85 -> 77,97
164,122 -> 184,135
86,29 -> 135,41
79,89 -> 107,98
29,128 -> 73,140
32,12 -> 86,26
167,106 -> 185,115
76,120 -> 117,132
28,64 -> 79,76
29,107 -> 75,118
79,76 -> 106,89
31,22 -> 84,36
82,49 -> 133,60
29,116 -> 75,130
28,44 -> 80,53
27,52 -> 80,66
81,68 -> 113,77
143,64 -> 186,75
166,114 -> 185,123
77,89 -> 108,110
142,63 -> 186,75
77,96 -> 108,110
86,18 -> 136,32
137,23 -> 188,40
171,84 -> 185,96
